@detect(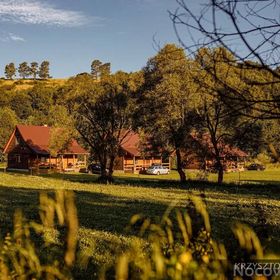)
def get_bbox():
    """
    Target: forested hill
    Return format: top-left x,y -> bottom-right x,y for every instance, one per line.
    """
0,78 -> 70,153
